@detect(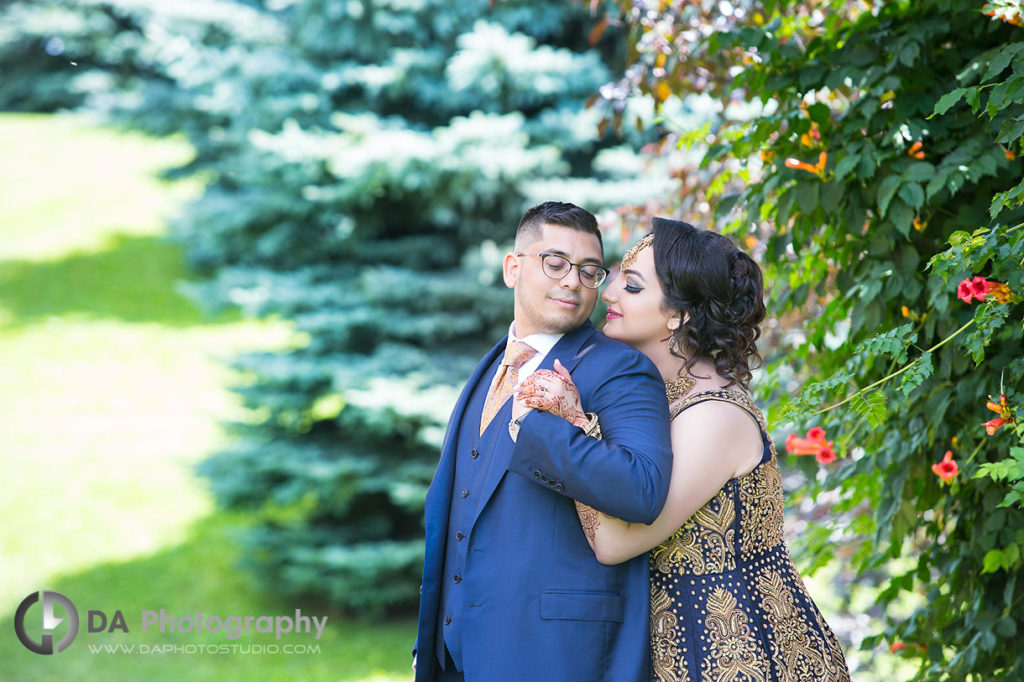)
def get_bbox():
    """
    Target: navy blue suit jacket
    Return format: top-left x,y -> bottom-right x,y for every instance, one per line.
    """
415,321 -> 672,681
